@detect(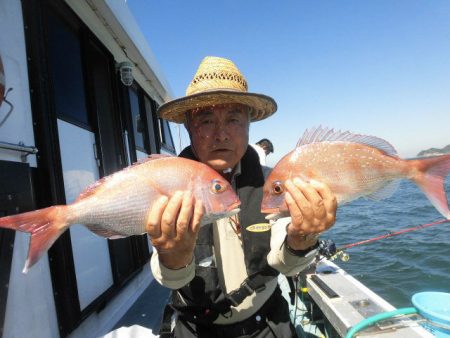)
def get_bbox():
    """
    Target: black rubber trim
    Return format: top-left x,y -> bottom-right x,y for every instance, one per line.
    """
310,275 -> 340,298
